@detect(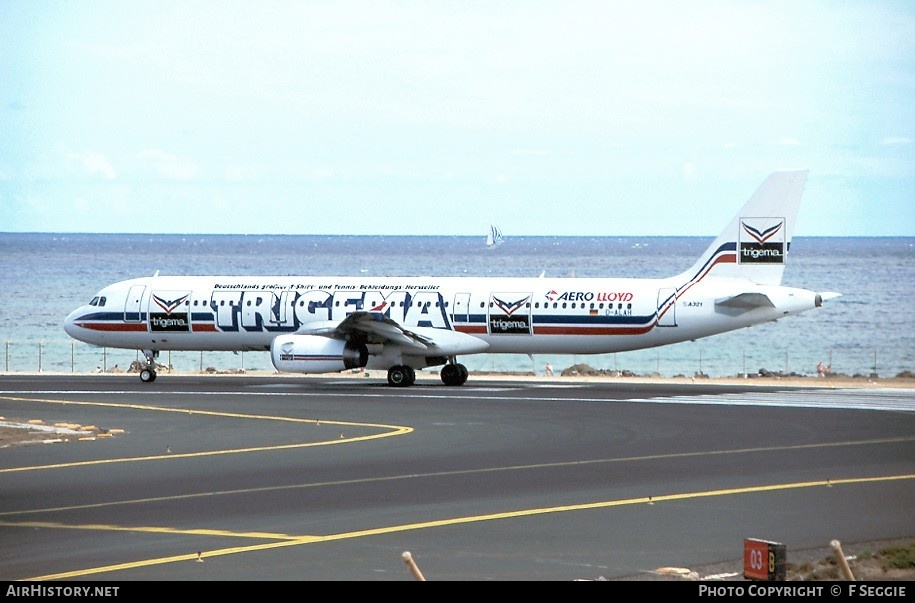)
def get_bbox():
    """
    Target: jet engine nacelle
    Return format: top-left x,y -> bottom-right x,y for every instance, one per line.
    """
270,334 -> 368,374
